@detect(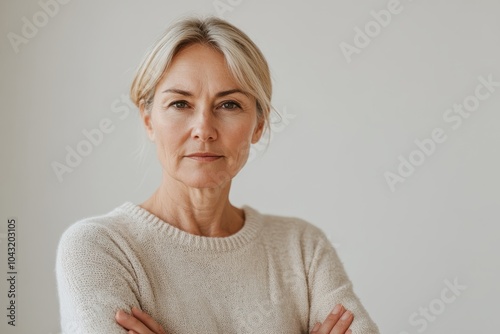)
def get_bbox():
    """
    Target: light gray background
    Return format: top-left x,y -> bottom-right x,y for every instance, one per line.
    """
1,0 -> 499,333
